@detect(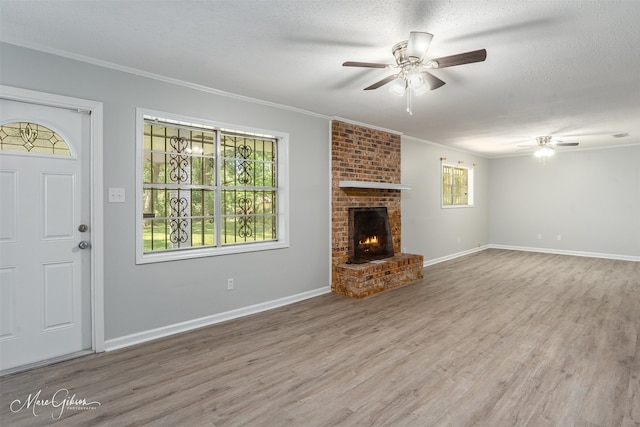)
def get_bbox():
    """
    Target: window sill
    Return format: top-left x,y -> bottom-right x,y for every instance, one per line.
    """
441,204 -> 475,209
136,240 -> 289,264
